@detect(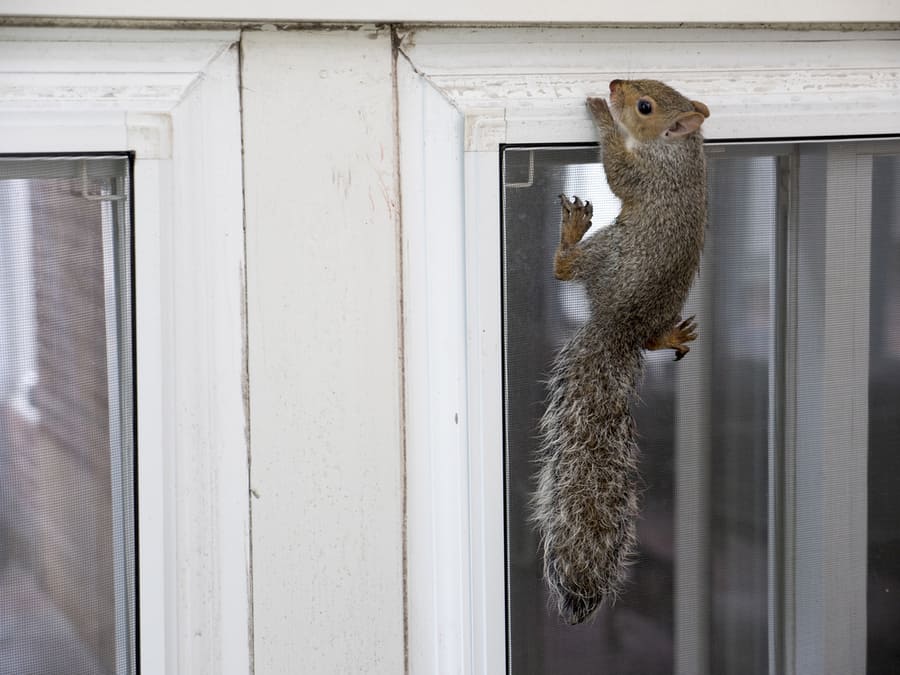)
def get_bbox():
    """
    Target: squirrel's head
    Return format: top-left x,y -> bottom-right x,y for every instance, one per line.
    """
608,79 -> 710,147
